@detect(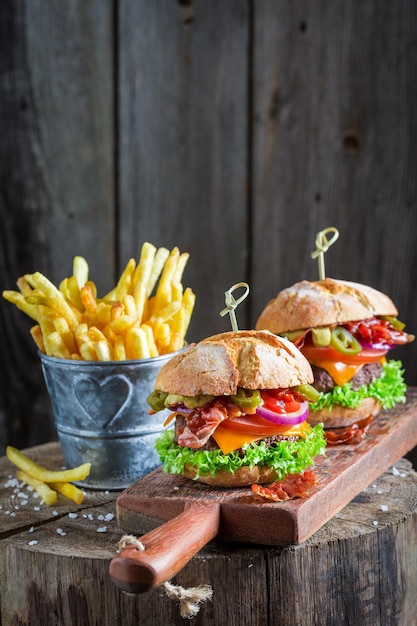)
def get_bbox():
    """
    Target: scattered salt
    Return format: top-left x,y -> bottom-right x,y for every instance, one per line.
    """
52,510 -> 59,516
28,540 -> 38,546
97,514 -> 104,521
68,512 -> 78,519
97,526 -> 107,533
376,490 -> 383,495
56,528 -> 67,536
373,521 -> 378,526
33,506 -> 40,511
104,513 -> 114,522
380,505 -> 389,512
392,466 -> 400,476
87,514 -> 94,521
29,527 -> 35,533
17,492 -> 27,499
